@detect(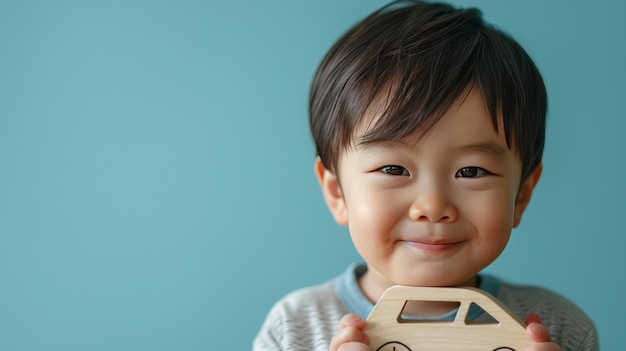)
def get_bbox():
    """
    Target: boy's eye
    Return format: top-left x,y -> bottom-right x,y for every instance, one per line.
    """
380,165 -> 410,176
455,167 -> 488,178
